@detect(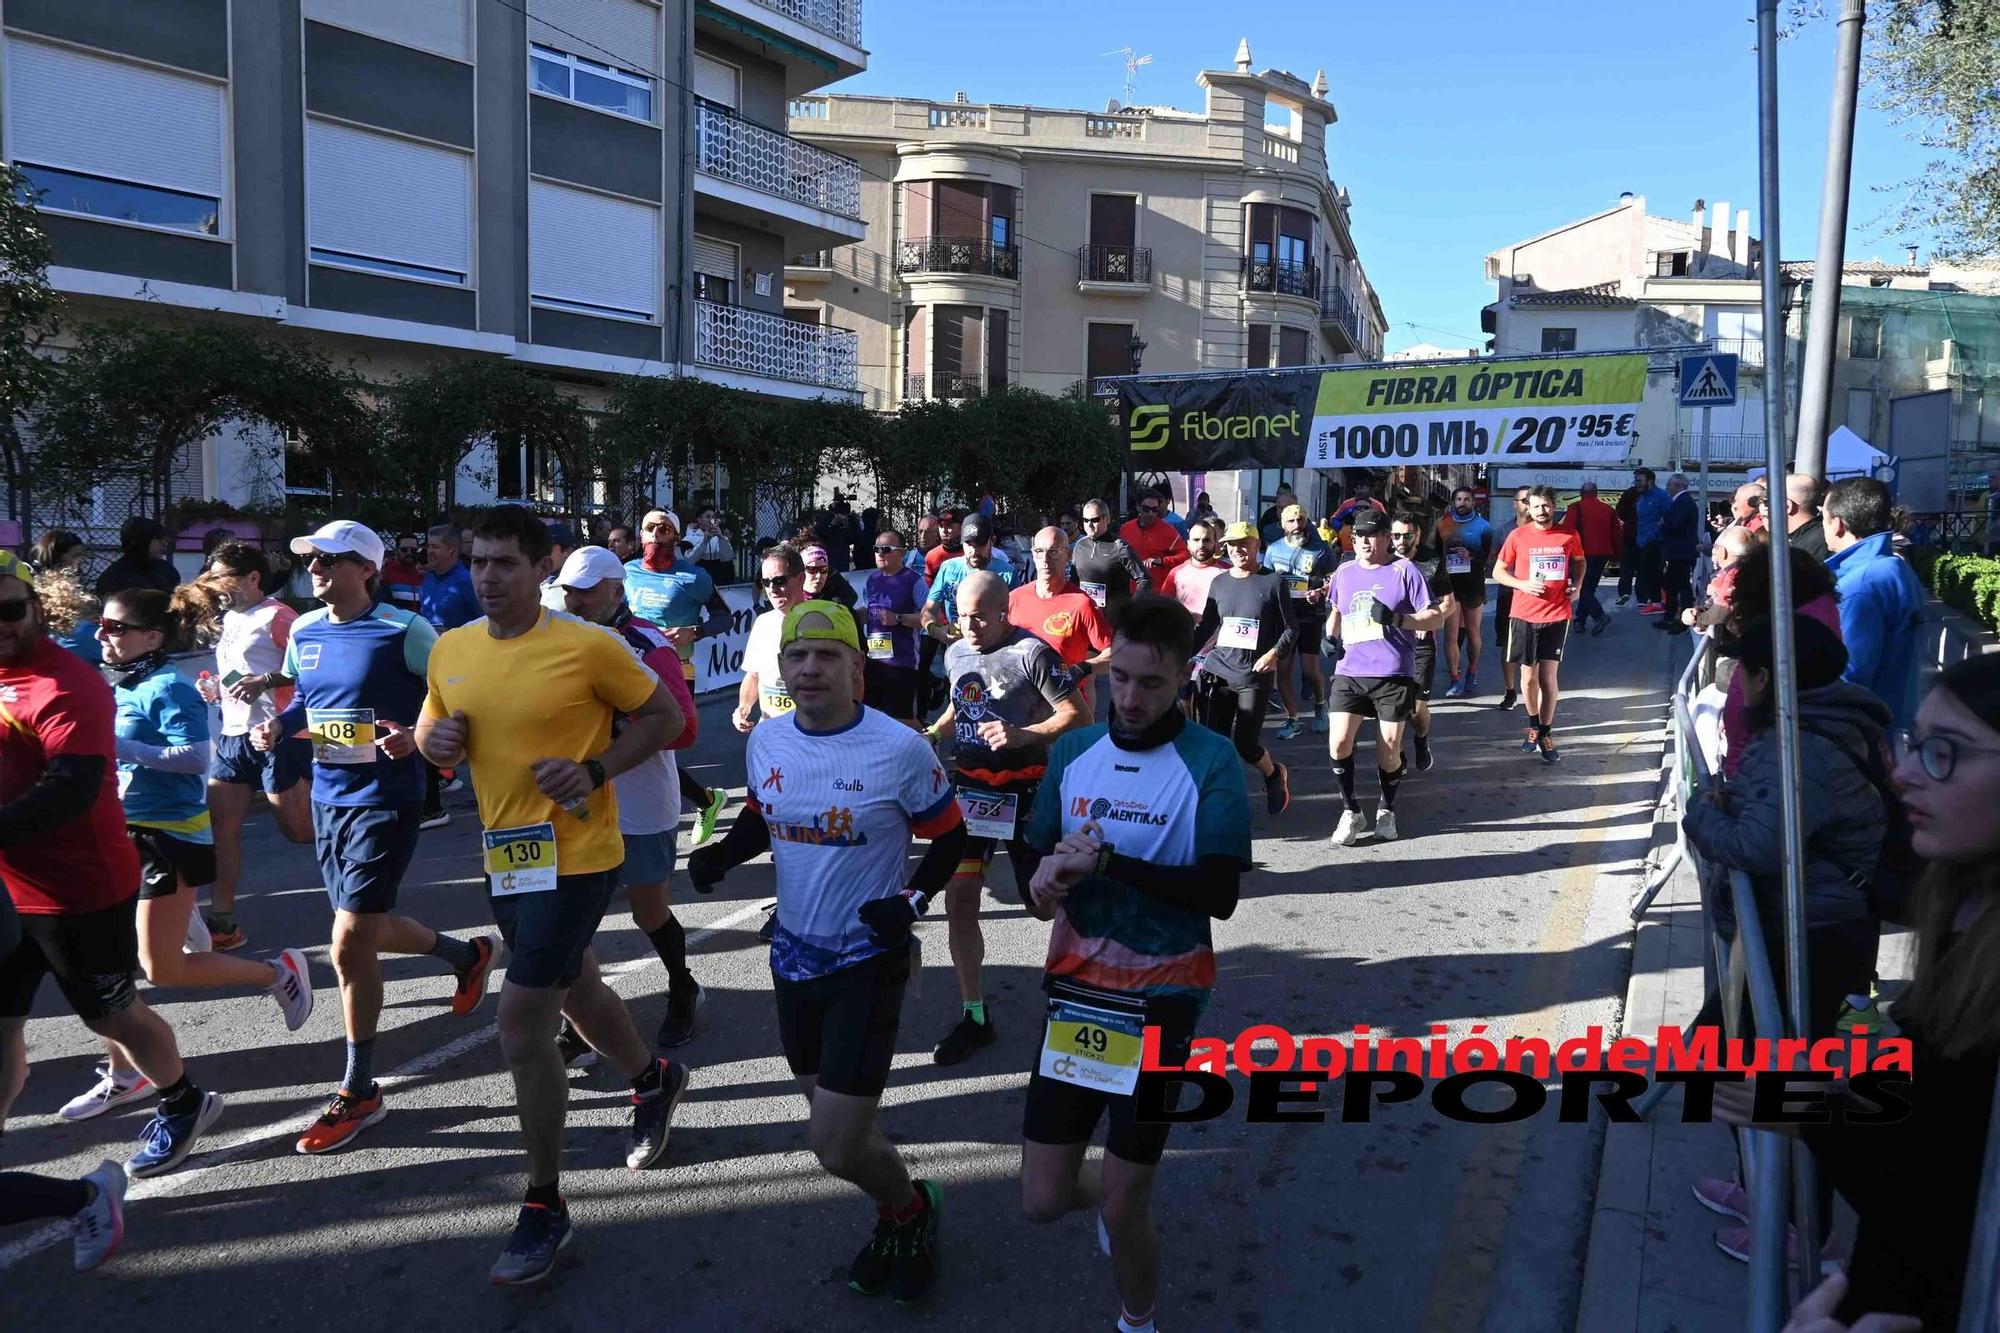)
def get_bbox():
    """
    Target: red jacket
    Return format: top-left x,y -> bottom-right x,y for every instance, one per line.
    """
1119,517 -> 1188,575
1559,495 -> 1624,558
